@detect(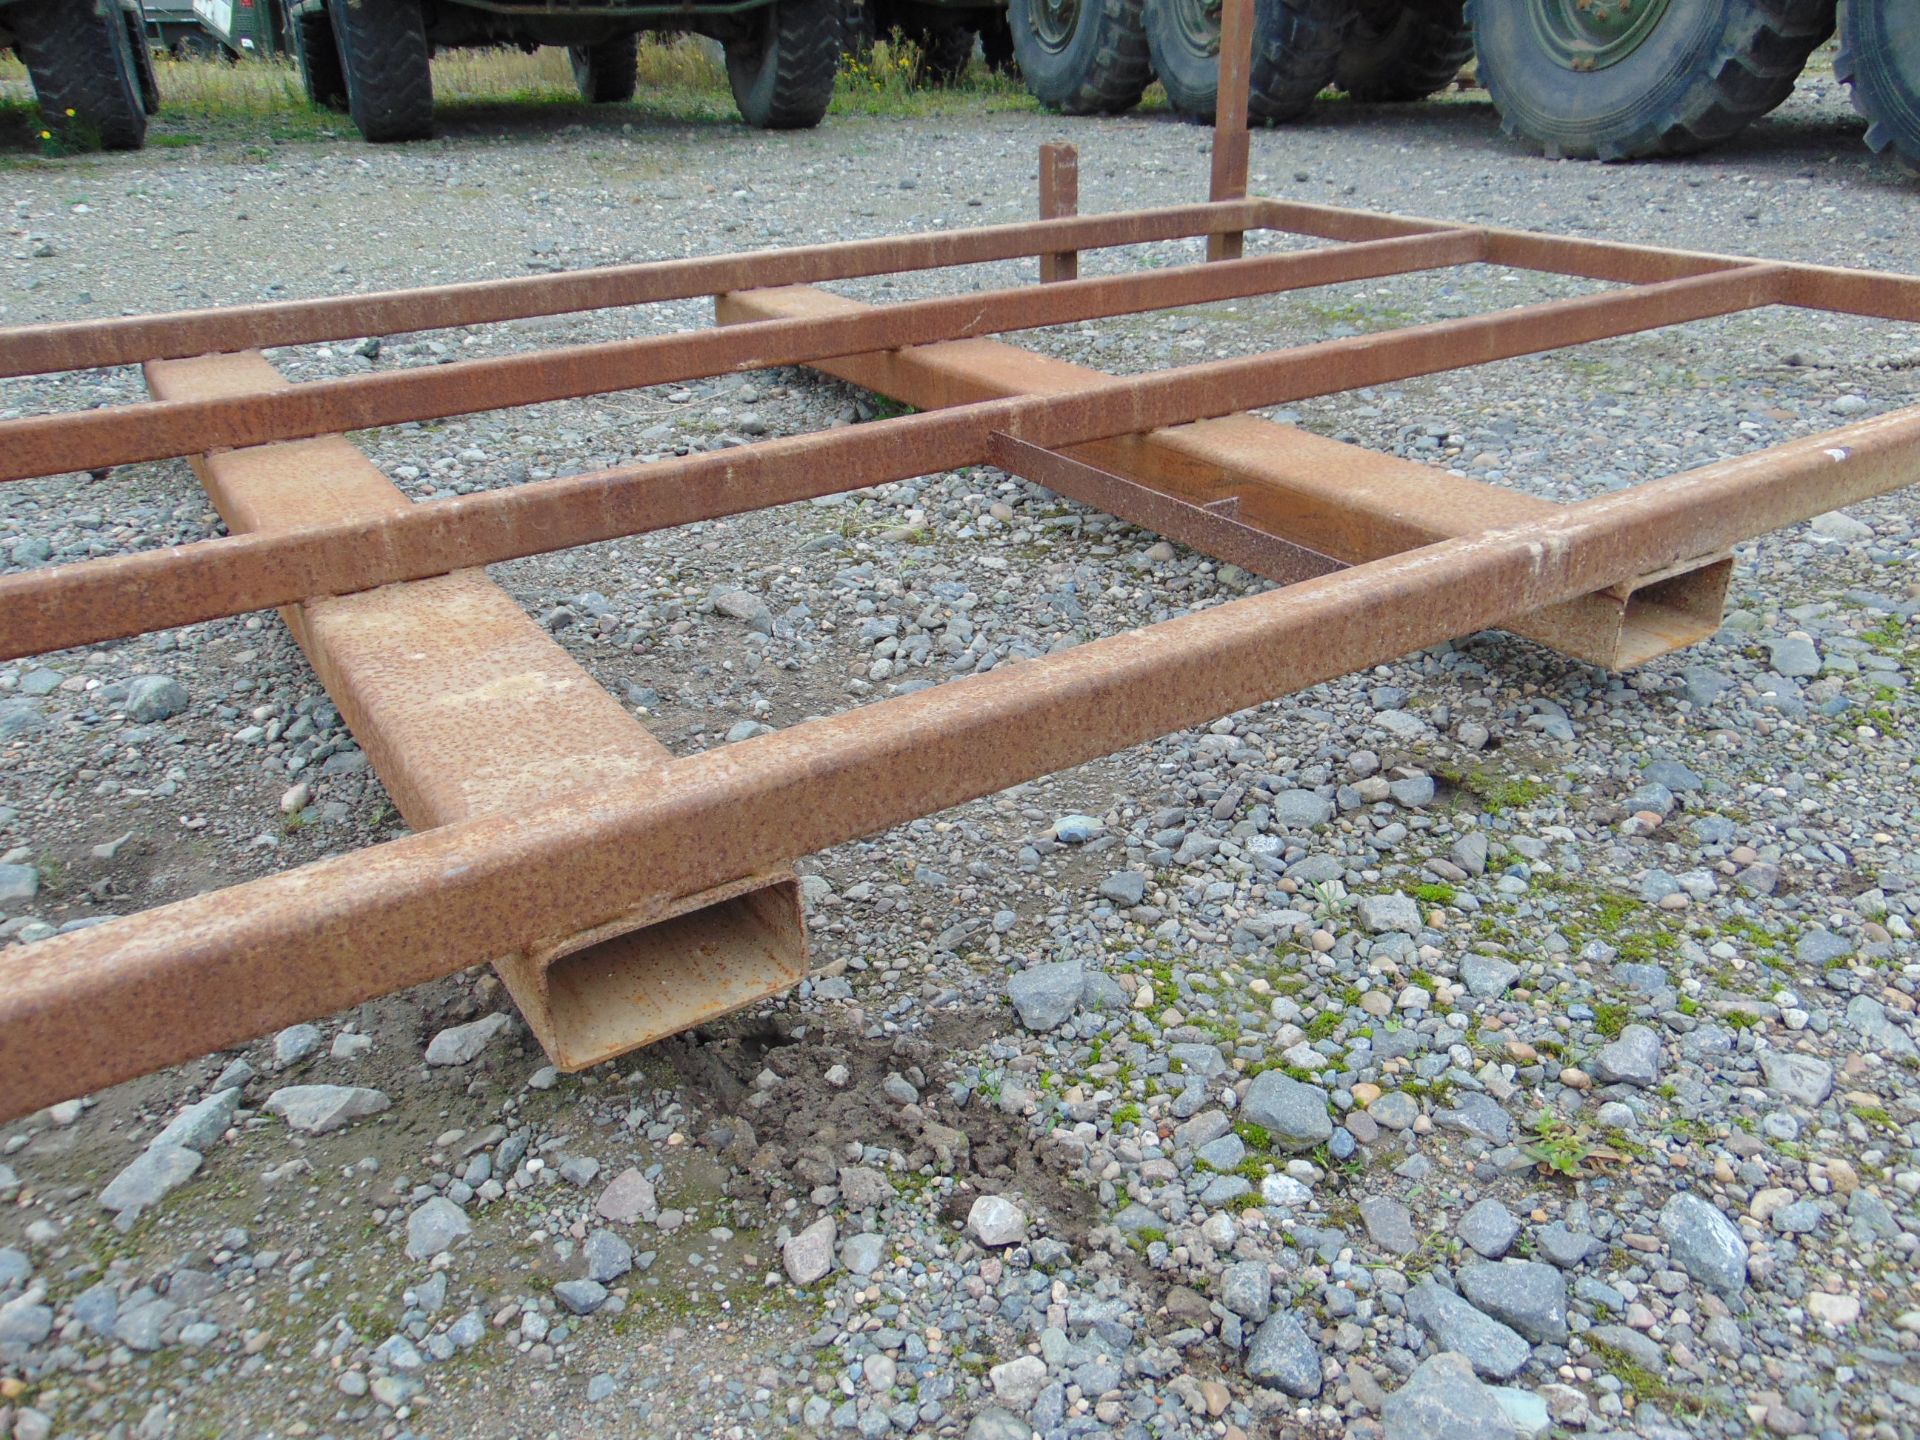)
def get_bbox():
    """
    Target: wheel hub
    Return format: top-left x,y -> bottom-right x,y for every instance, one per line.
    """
1030,0 -> 1086,53
1528,0 -> 1670,72
1167,0 -> 1224,58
